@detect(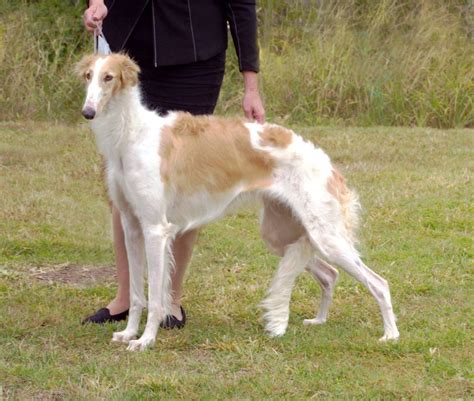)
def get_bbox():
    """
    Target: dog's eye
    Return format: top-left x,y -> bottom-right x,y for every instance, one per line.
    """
104,74 -> 114,82
85,72 -> 91,81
